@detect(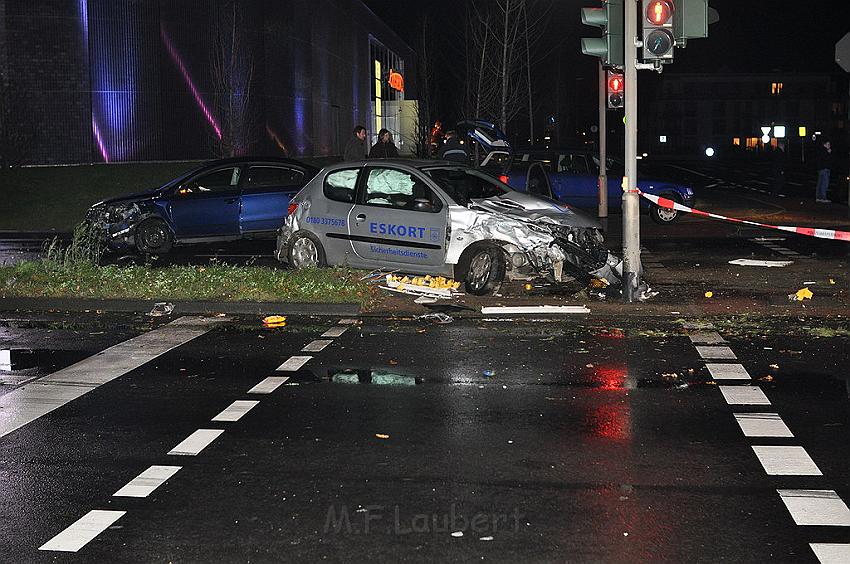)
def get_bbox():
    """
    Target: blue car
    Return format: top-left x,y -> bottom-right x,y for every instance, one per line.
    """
494,148 -> 694,224
85,157 -> 318,254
